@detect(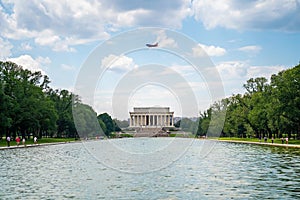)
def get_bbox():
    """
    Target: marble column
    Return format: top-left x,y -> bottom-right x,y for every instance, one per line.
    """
140,115 -> 142,126
130,116 -> 132,127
